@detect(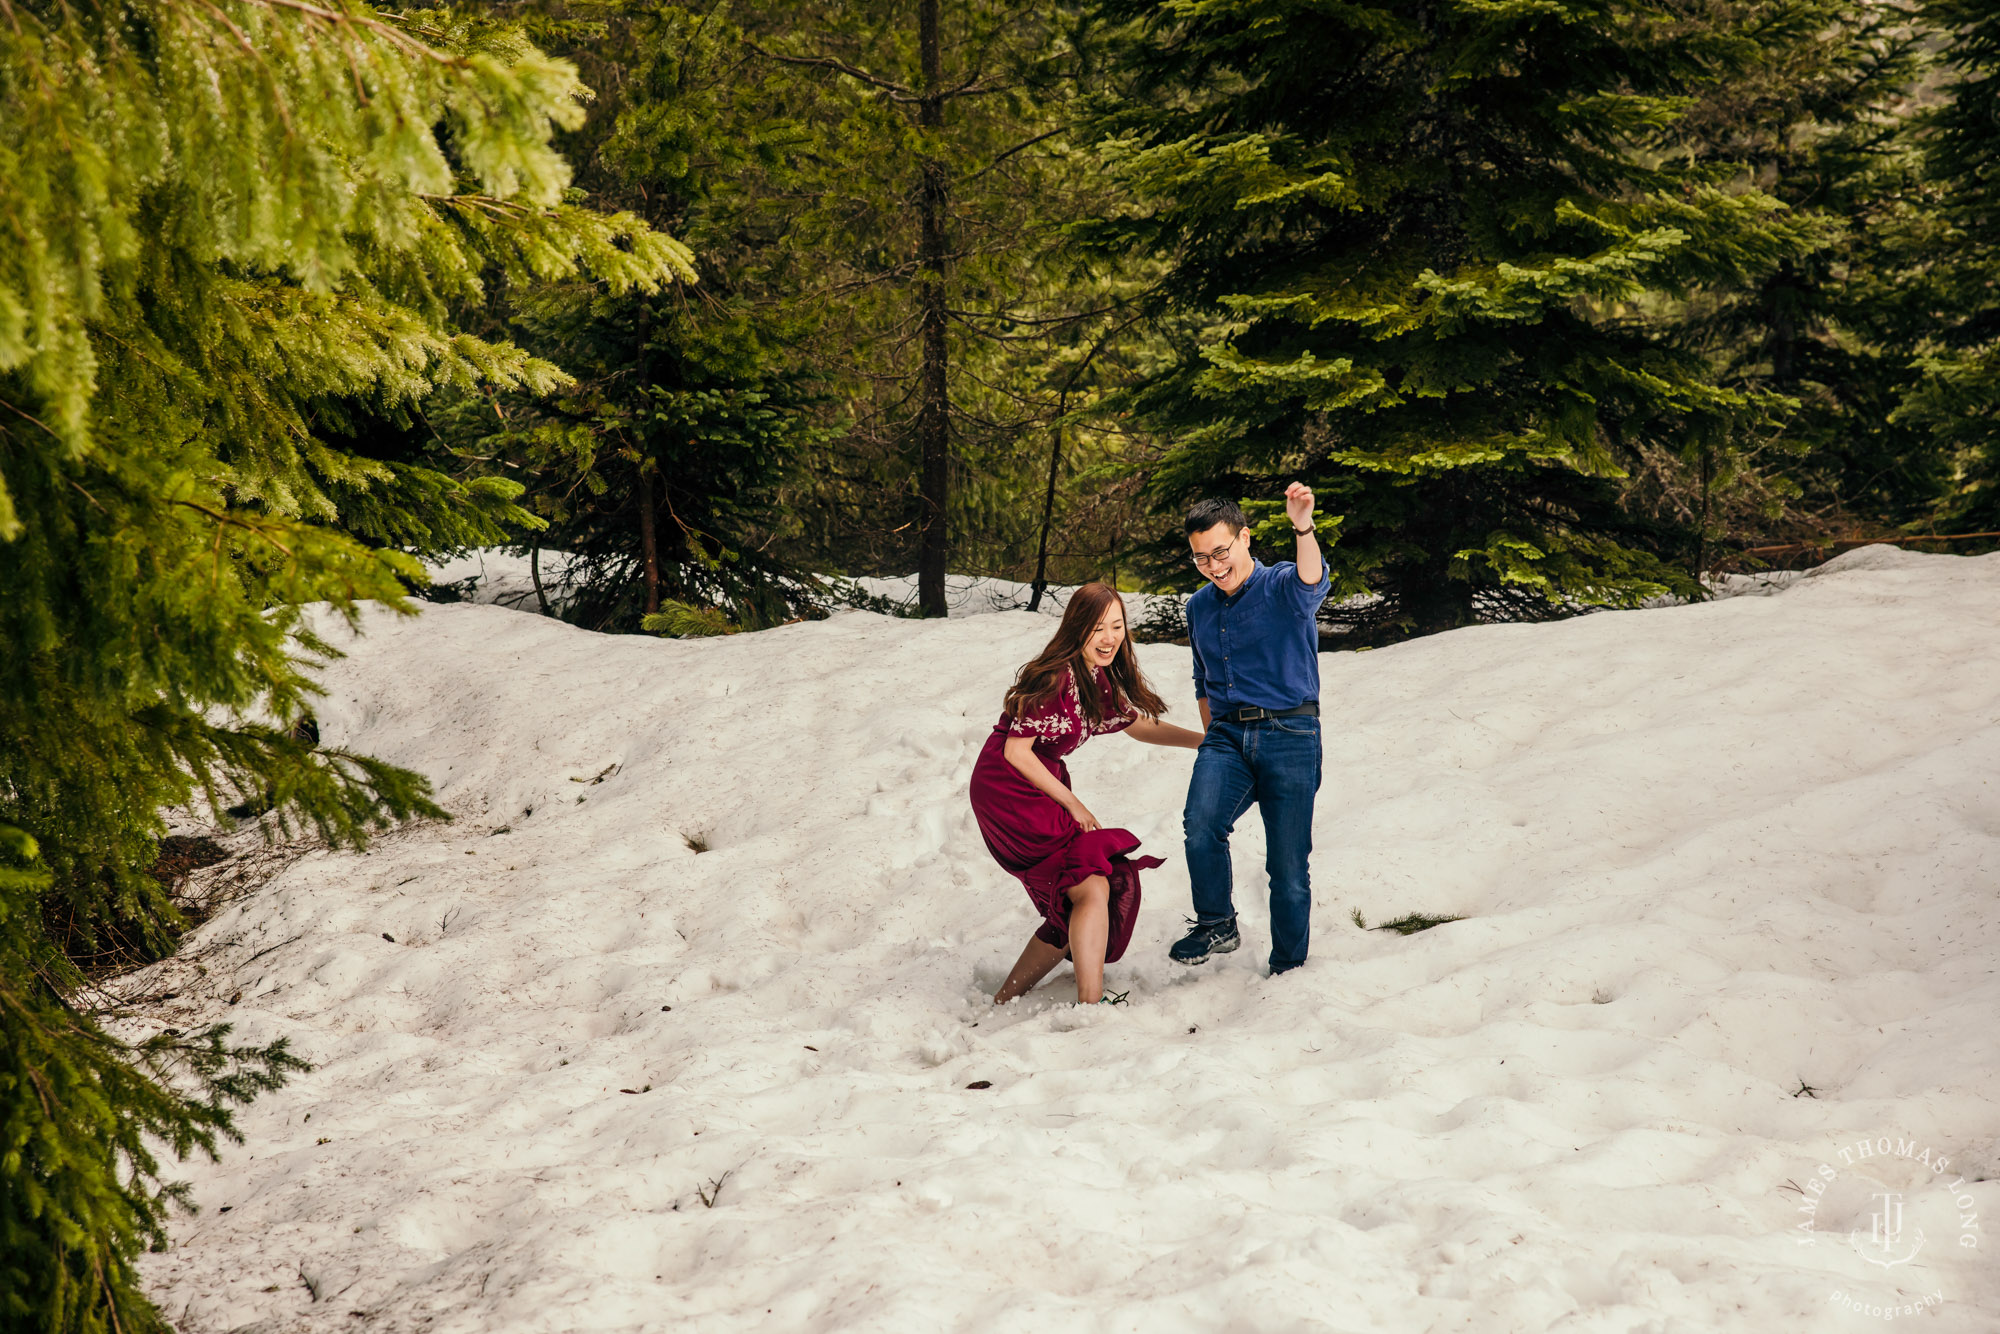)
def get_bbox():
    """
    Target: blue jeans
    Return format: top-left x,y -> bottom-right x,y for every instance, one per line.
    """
1183,715 -> 1322,972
